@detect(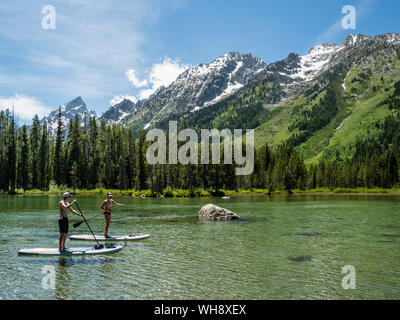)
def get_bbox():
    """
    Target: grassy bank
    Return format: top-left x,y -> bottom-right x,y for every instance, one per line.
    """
6,187 -> 400,197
